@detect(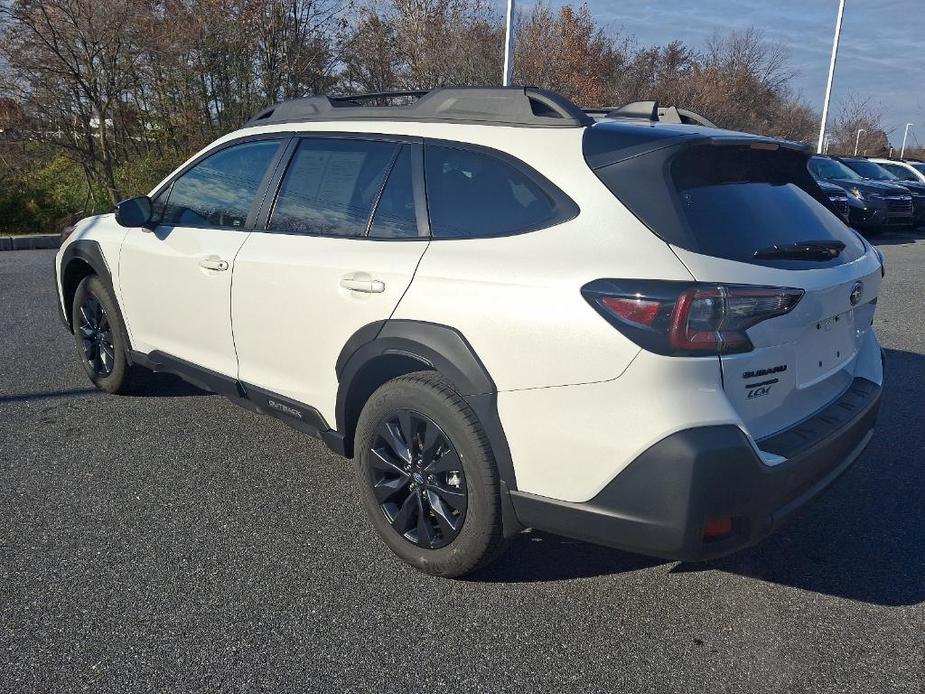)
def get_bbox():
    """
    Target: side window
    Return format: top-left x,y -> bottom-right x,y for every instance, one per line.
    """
884,164 -> 915,181
161,140 -> 279,228
424,145 -> 559,238
269,138 -> 398,236
369,145 -> 420,238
